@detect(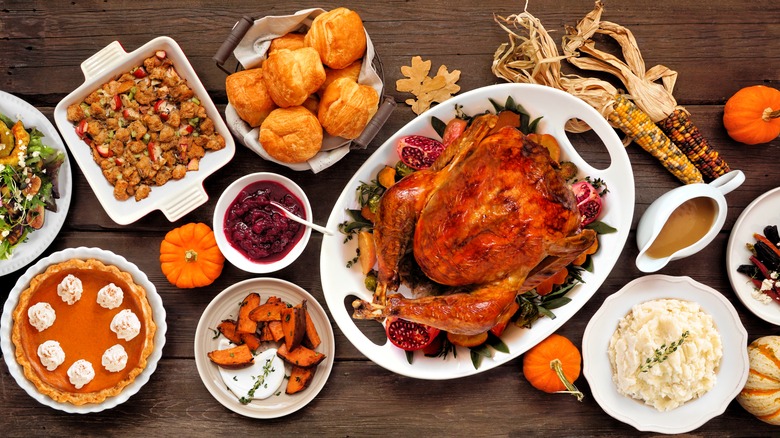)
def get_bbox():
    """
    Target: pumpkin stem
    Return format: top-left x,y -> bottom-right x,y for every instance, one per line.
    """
184,249 -> 199,263
763,107 -> 780,121
550,358 -> 584,402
